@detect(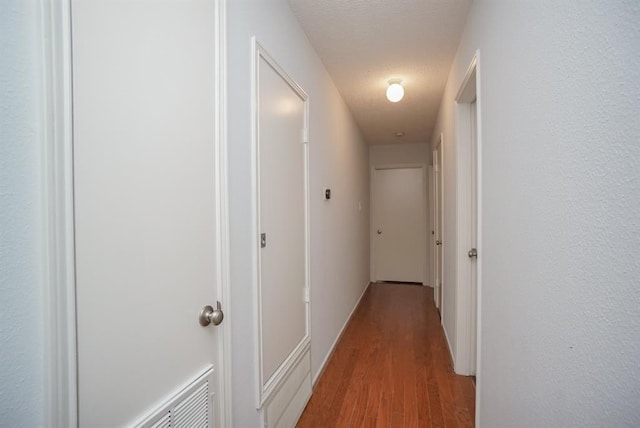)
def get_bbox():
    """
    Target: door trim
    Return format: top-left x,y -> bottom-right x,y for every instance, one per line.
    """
432,134 -> 445,317
251,38 -> 311,408
370,164 -> 428,285
427,164 -> 435,293
42,1 -> 232,426
213,1 -> 233,425
40,1 -> 77,426
454,51 -> 482,396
